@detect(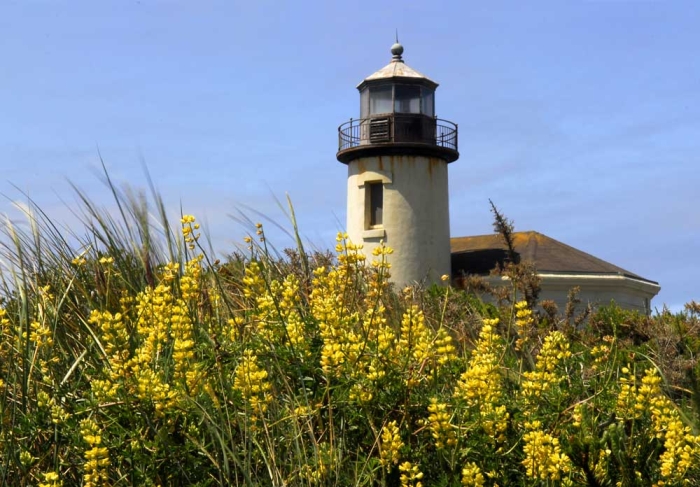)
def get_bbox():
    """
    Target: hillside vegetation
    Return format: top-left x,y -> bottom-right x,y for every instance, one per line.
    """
1,182 -> 699,486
